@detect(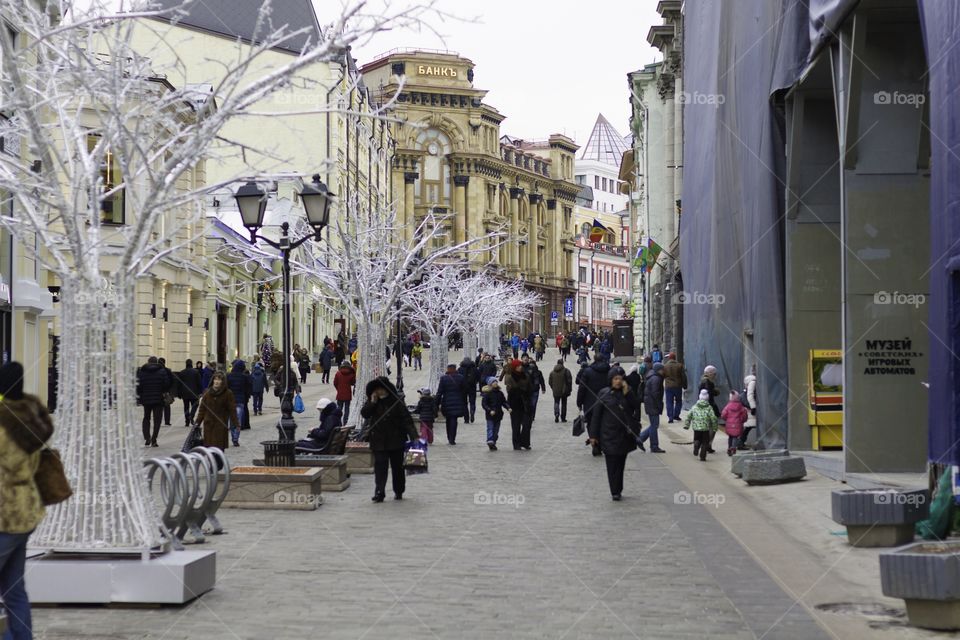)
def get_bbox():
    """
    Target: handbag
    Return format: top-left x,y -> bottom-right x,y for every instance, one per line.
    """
181,424 -> 204,453
404,441 -> 428,475
293,393 -> 305,414
162,391 -> 175,406
572,412 -> 585,437
34,447 -> 73,506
